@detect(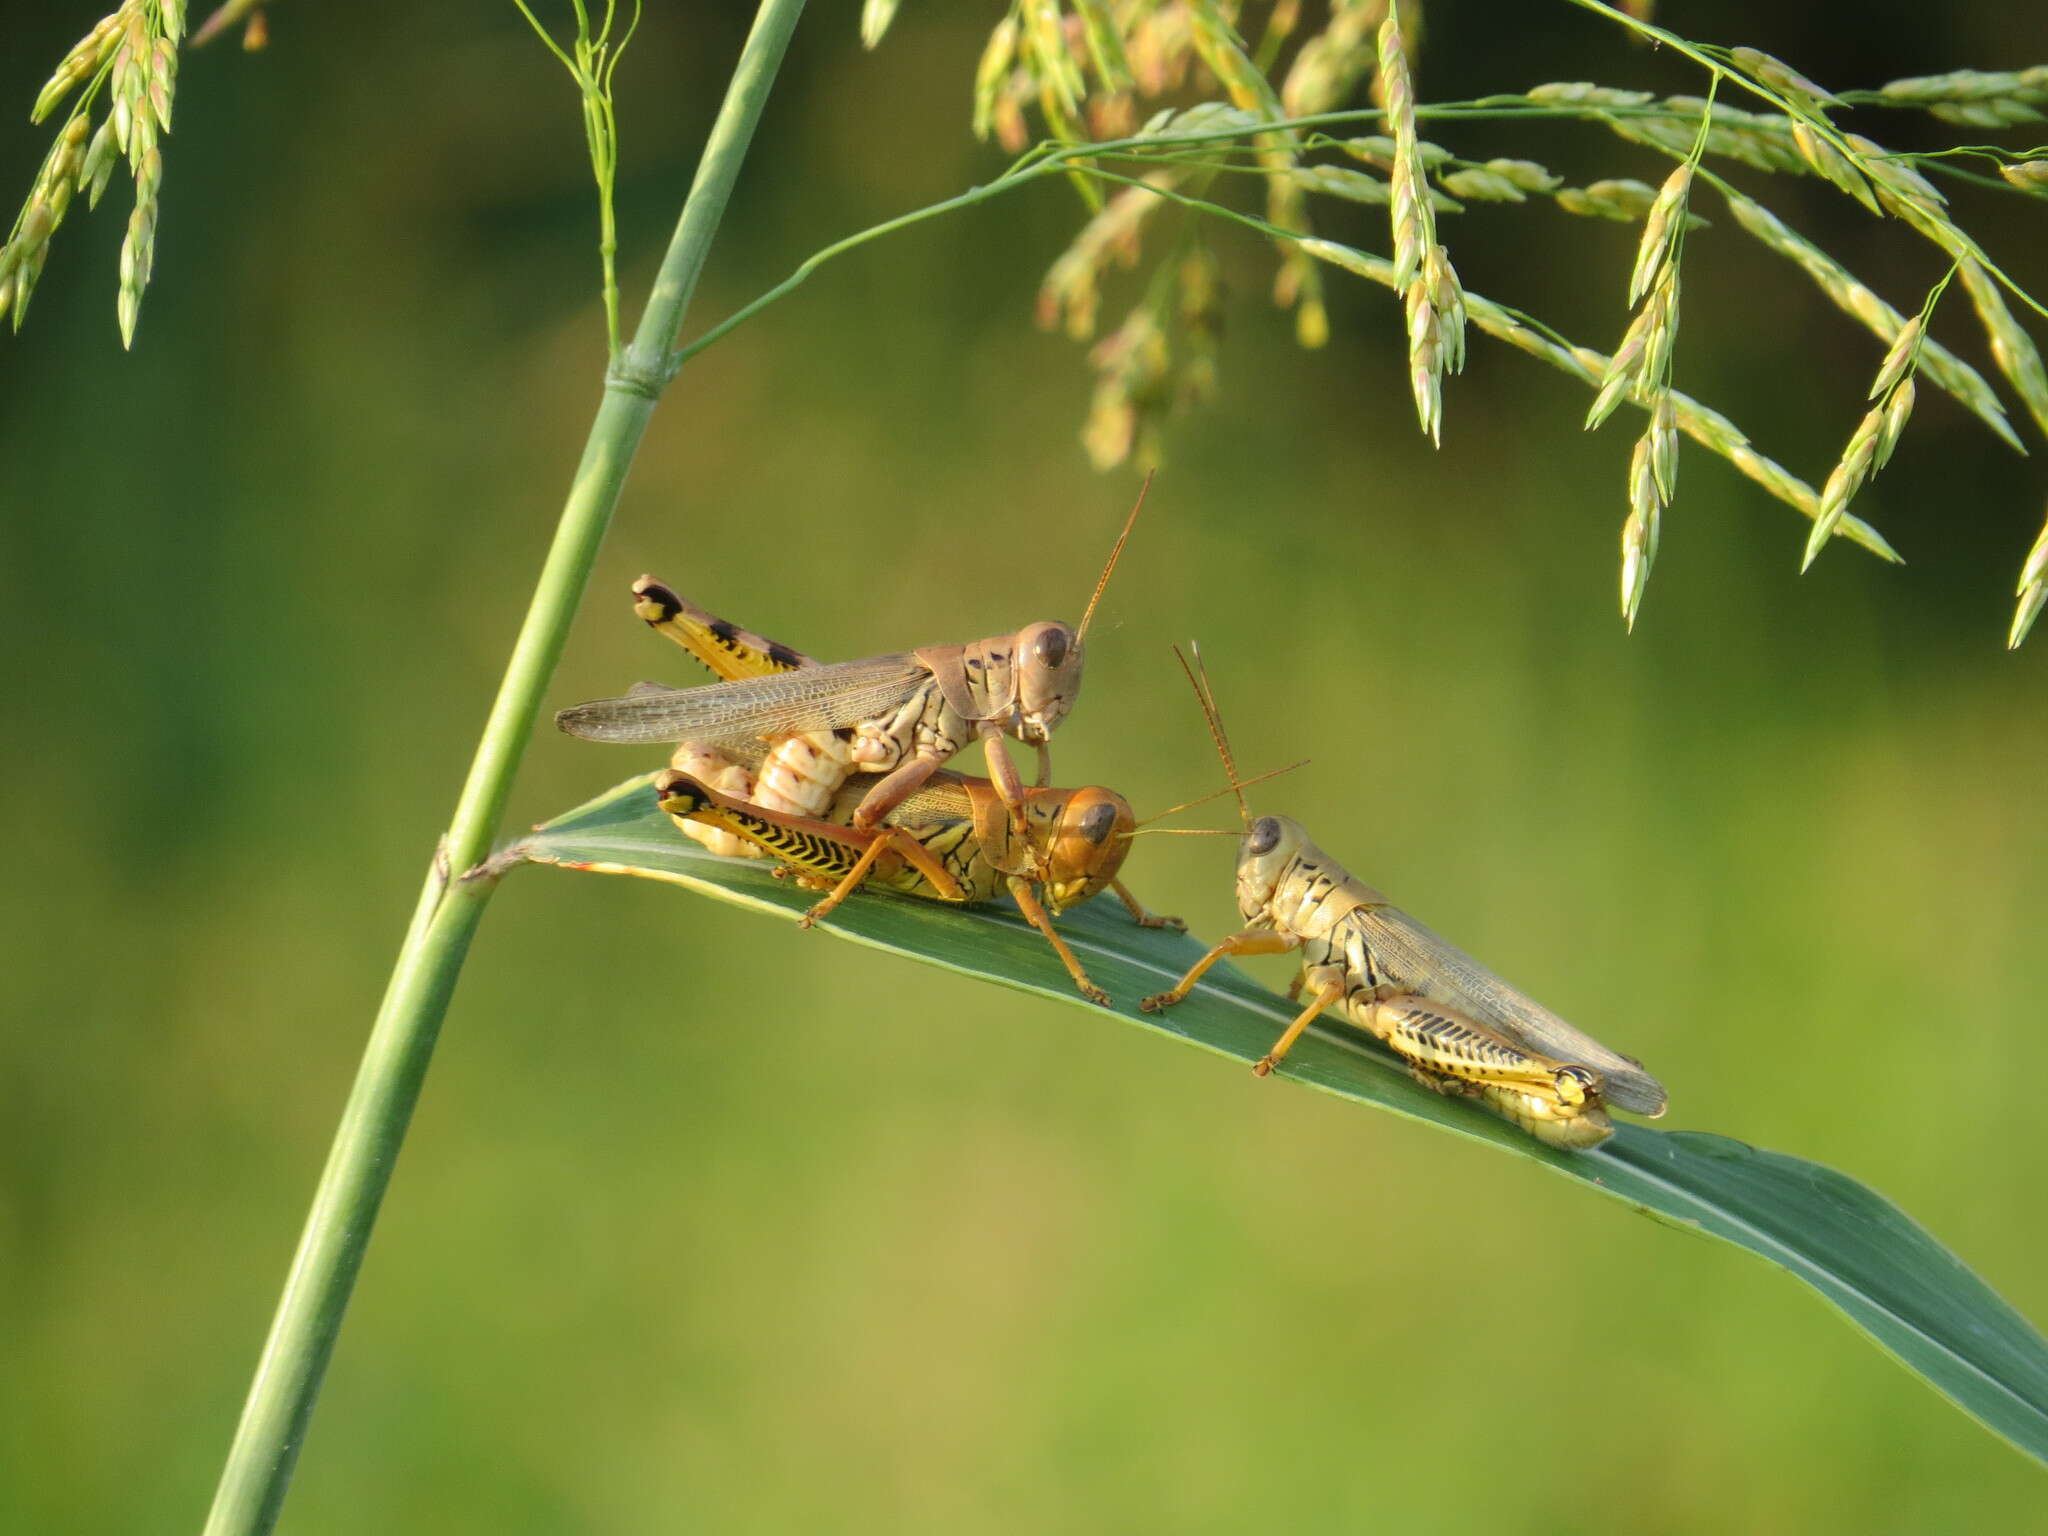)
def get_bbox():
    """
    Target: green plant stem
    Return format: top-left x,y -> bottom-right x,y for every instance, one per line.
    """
199,4 -> 807,1533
